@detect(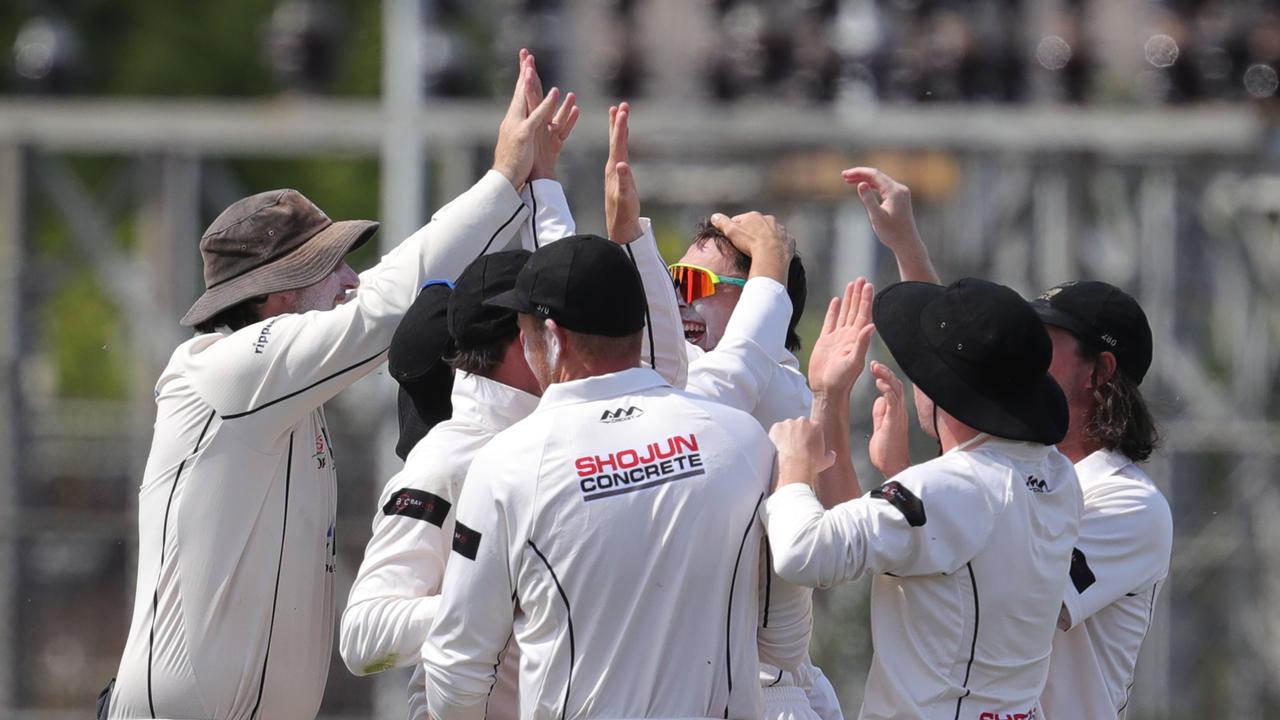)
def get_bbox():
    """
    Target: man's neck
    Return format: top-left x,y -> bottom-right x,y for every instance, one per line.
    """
1056,430 -> 1102,464
555,359 -> 639,384
938,421 -> 981,453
